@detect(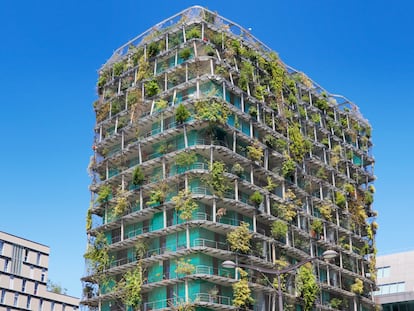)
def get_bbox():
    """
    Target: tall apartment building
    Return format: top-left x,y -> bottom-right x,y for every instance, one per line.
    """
0,231 -> 79,311
374,251 -> 414,311
82,6 -> 376,311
